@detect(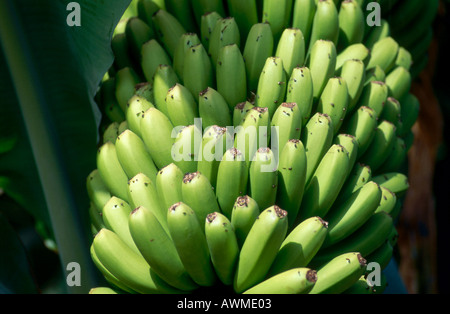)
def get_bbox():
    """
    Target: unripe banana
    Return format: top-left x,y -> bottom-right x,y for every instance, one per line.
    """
363,18 -> 390,49
115,130 -> 158,184
357,80 -> 389,119
270,103 -> 303,154
166,83 -> 199,128
191,0 -> 226,27
141,39 -> 172,83
125,95 -> 154,138
359,120 -> 397,173
134,81 -> 154,103
377,136 -> 407,174
183,43 -> 214,100
371,172 -> 409,197
128,206 -> 198,291
153,64 -> 179,118
299,144 -> 350,220
164,0 -> 197,33
255,57 -> 287,118
167,202 -> 217,287
269,216 -> 328,276
249,147 -> 279,211
111,33 -> 134,73
234,206 -> 288,293
364,65 -> 386,86
127,172 -> 168,235
366,36 -> 399,73
374,186 -> 397,216
88,287 -> 120,295
230,195 -> 260,248
93,228 -> 179,294
308,252 -> 367,294
397,93 -> 420,137
323,181 -> 382,248
200,11 -> 222,52
301,112 -> 334,185
335,43 -> 370,71
173,33 -> 202,79
155,163 -> 184,212
276,139 -> 307,228
307,39 -> 337,104
285,67 -> 314,127
395,47 -> 413,71
196,125 -> 227,189
216,44 -> 248,111
307,0 -> 339,54
233,101 -> 255,127
337,0 -> 365,48
380,97 -> 401,128
275,28 -> 306,77
342,275 -> 381,294
292,0 -> 317,47
115,67 -> 141,113
261,0 -> 293,42
172,124 -> 202,174
100,78 -> 126,124
385,66 -> 411,101
96,141 -> 129,201
125,17 -> 155,64
137,0 -> 161,26
334,162 -> 372,206
102,122 -> 120,145
338,58 -> 366,113
242,23 -> 274,93
205,212 -> 240,286
140,107 -> 175,170
244,268 -> 317,294
316,76 -> 349,134
216,148 -> 249,218
365,240 -> 393,271
151,9 -> 186,58
118,120 -> 129,135
87,169 -> 111,217
208,17 -> 241,70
